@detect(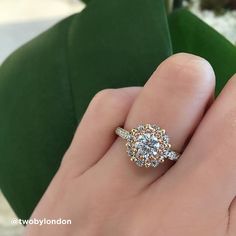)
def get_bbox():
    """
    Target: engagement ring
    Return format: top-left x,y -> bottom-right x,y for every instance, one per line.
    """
116,124 -> 180,168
